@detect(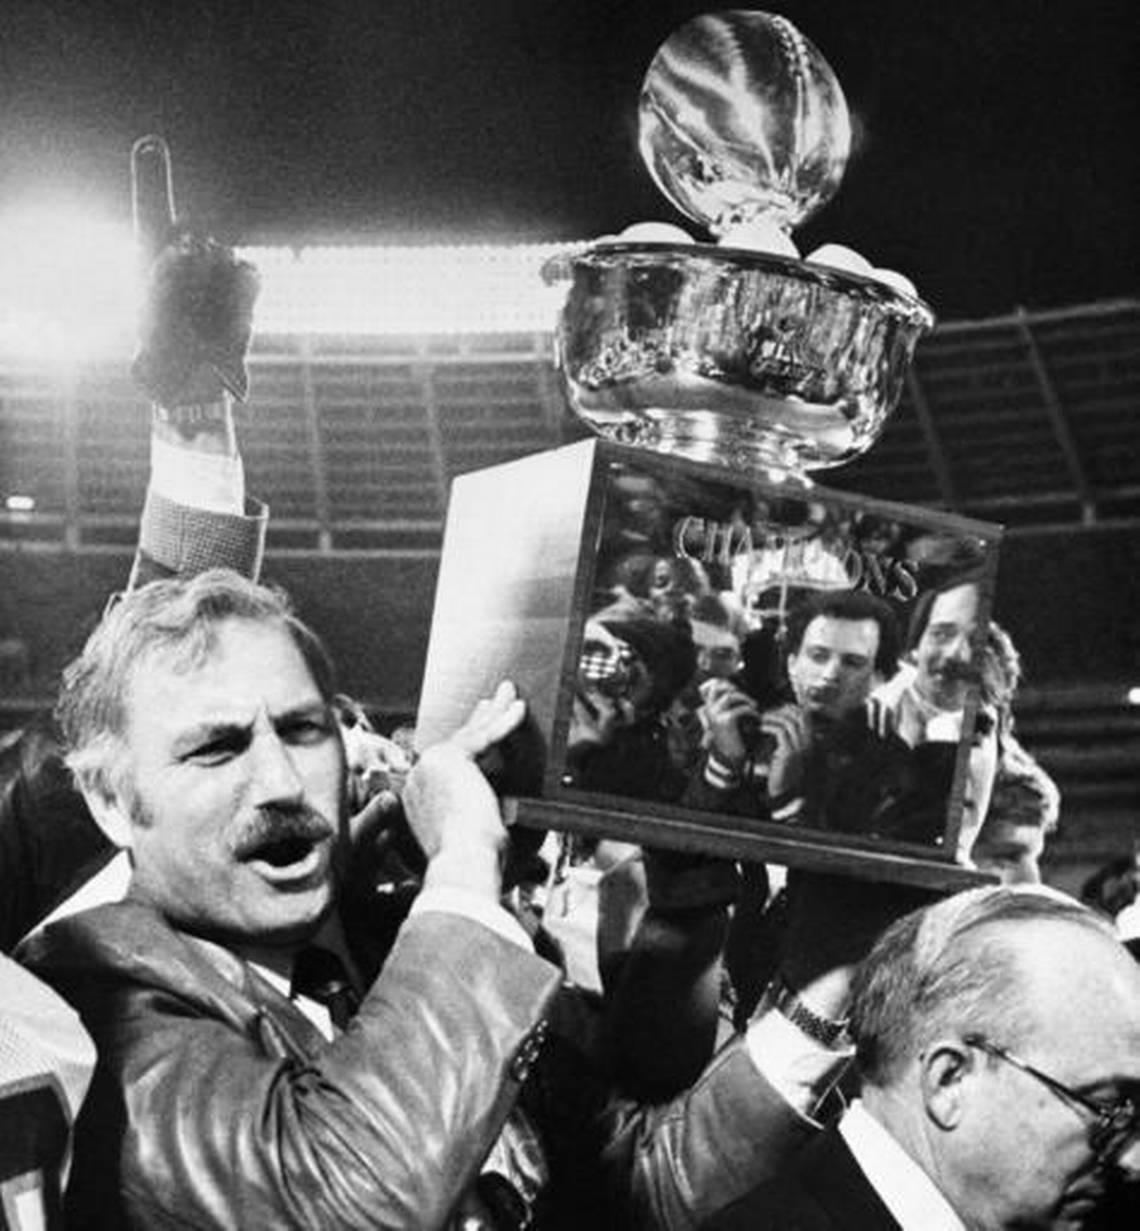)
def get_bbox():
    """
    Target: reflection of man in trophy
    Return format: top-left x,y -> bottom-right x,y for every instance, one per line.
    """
785,592 -> 896,722
872,572 -> 986,738
692,590 -> 900,823
568,608 -> 697,803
